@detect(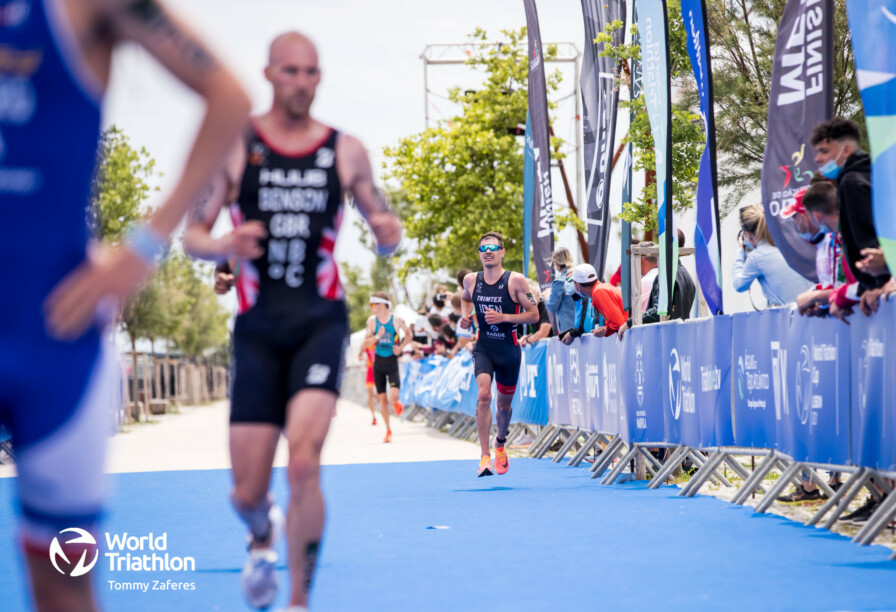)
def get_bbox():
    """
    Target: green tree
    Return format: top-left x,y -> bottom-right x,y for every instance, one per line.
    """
597,2 -> 705,230
89,125 -> 160,242
173,263 -> 231,359
704,0 -> 863,211
384,27 -> 564,278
